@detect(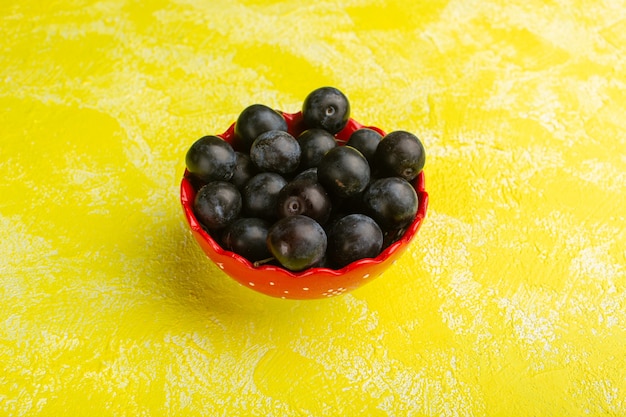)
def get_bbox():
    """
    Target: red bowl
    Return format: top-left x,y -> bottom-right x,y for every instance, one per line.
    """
180,111 -> 428,299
